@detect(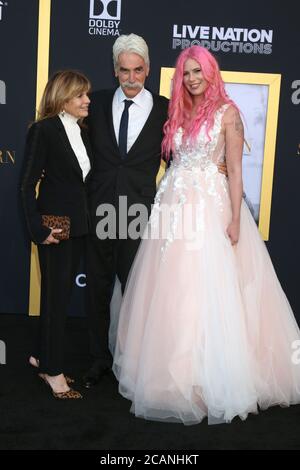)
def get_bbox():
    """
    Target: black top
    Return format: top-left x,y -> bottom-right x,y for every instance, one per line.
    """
21,115 -> 93,244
